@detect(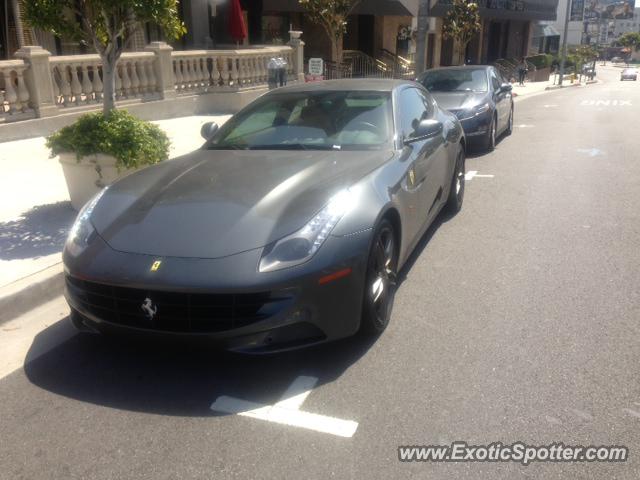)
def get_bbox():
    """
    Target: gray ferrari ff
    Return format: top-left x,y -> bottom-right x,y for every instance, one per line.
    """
63,79 -> 465,353
418,66 -> 514,152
